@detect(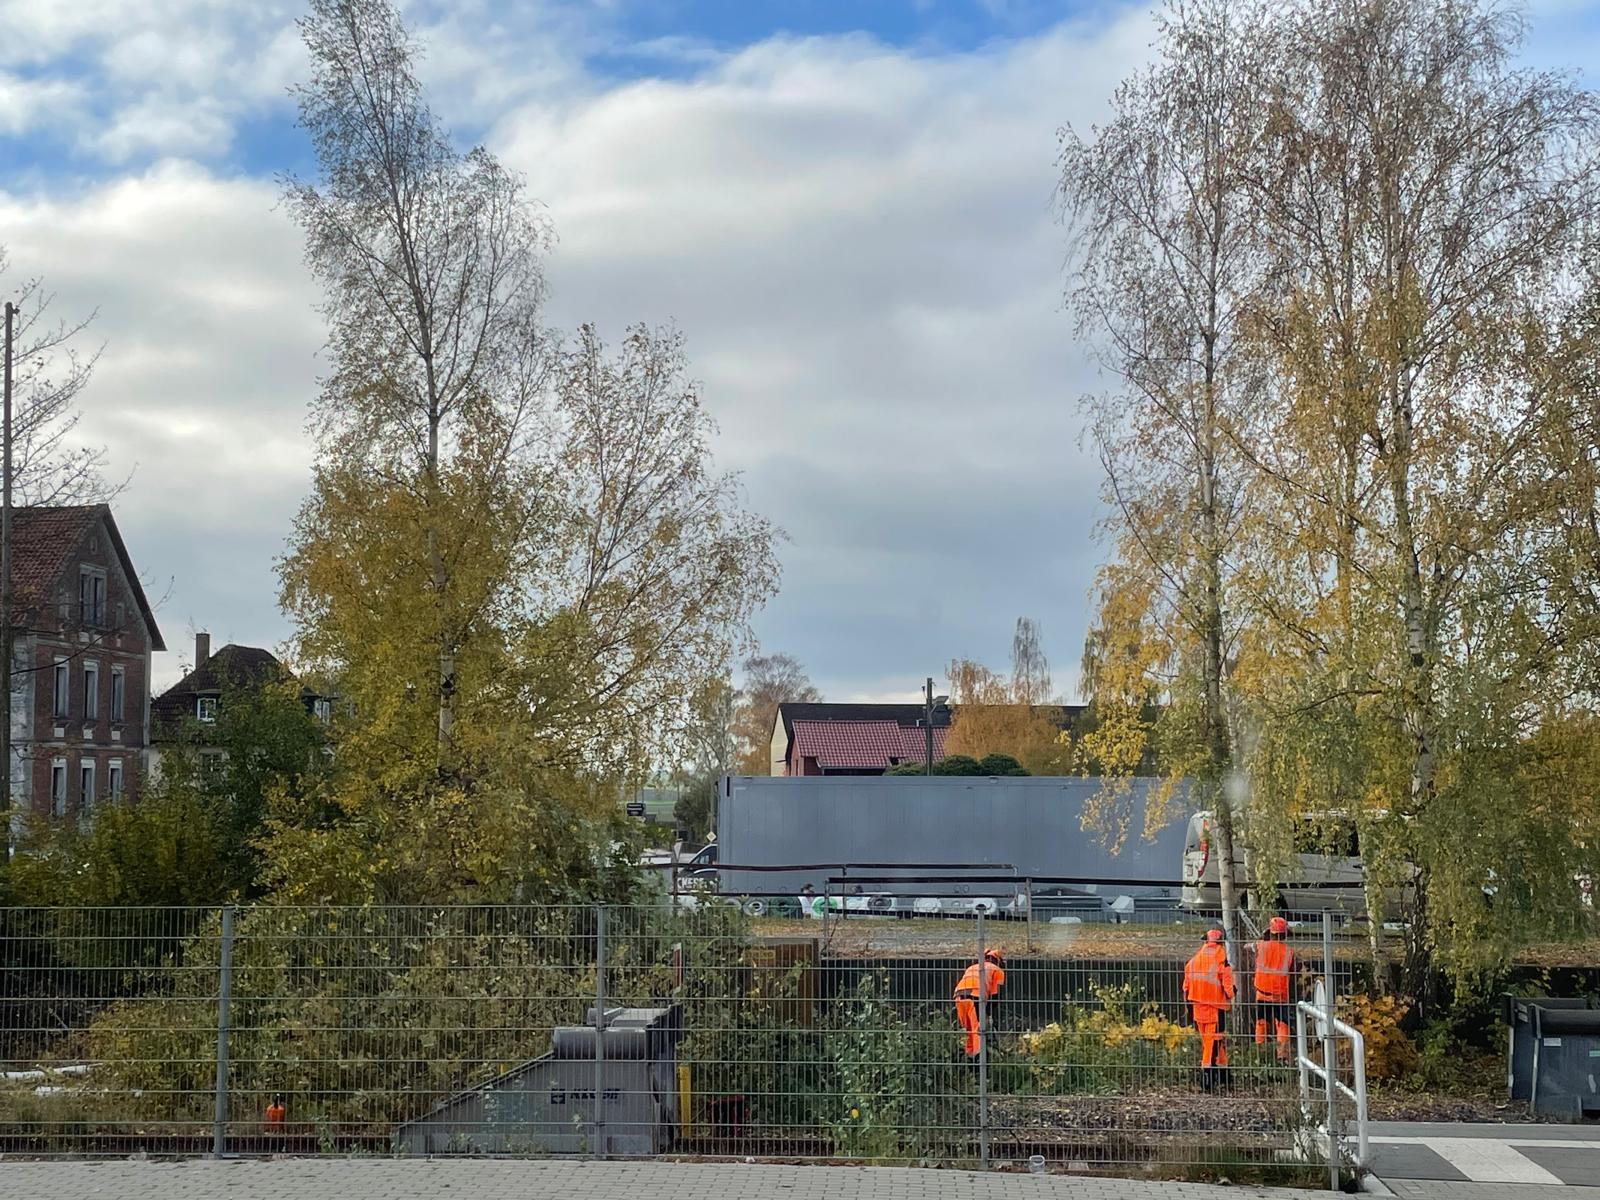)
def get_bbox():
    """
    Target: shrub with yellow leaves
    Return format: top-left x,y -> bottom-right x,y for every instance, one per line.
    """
1011,980 -> 1196,1093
